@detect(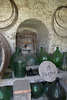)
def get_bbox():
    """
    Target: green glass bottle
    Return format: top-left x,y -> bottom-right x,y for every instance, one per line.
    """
10,47 -> 21,70
26,50 -> 38,66
38,47 -> 49,64
47,78 -> 66,100
60,52 -> 67,71
51,47 -> 62,68
0,86 -> 11,100
31,82 -> 44,99
14,52 -> 26,78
